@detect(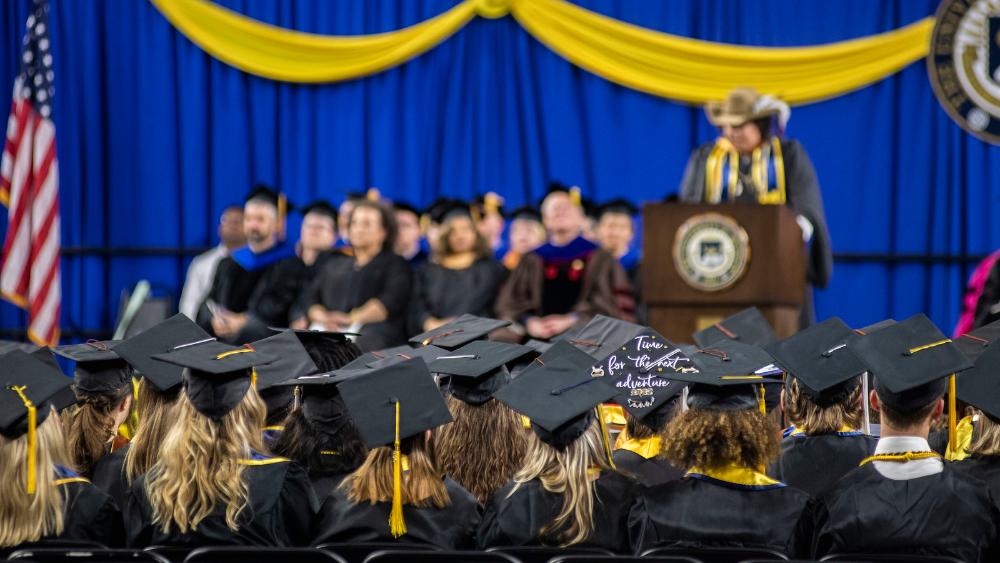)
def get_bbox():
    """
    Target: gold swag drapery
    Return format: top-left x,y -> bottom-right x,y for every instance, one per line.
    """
150,0 -> 934,105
